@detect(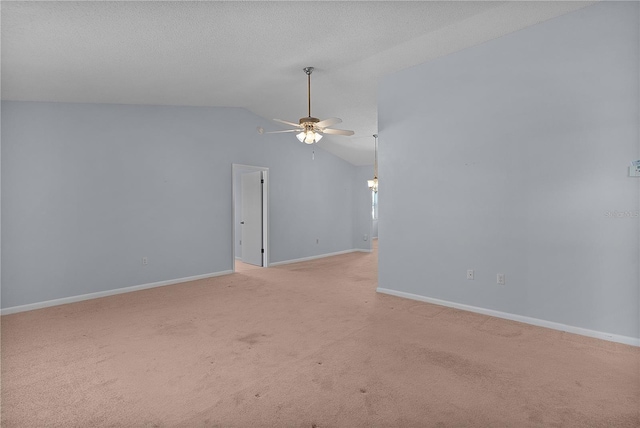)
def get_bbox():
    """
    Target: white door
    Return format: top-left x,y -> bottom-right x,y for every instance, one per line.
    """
241,171 -> 263,266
